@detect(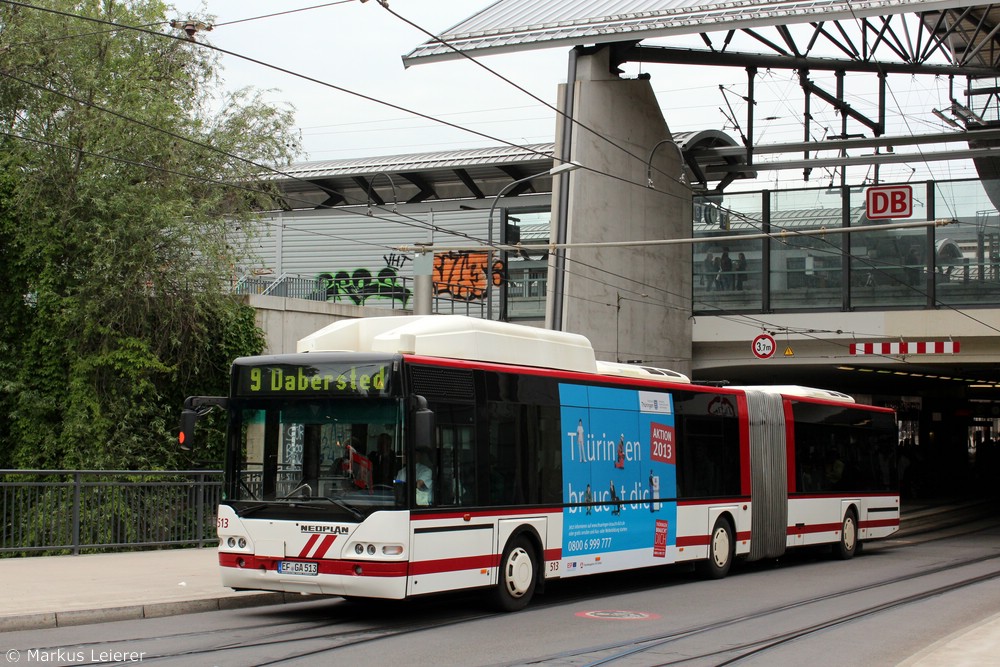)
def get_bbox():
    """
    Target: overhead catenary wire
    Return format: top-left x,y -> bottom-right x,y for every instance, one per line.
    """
377,3 -> 690,194
0,0 -> 683,205
9,3 -> 992,350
